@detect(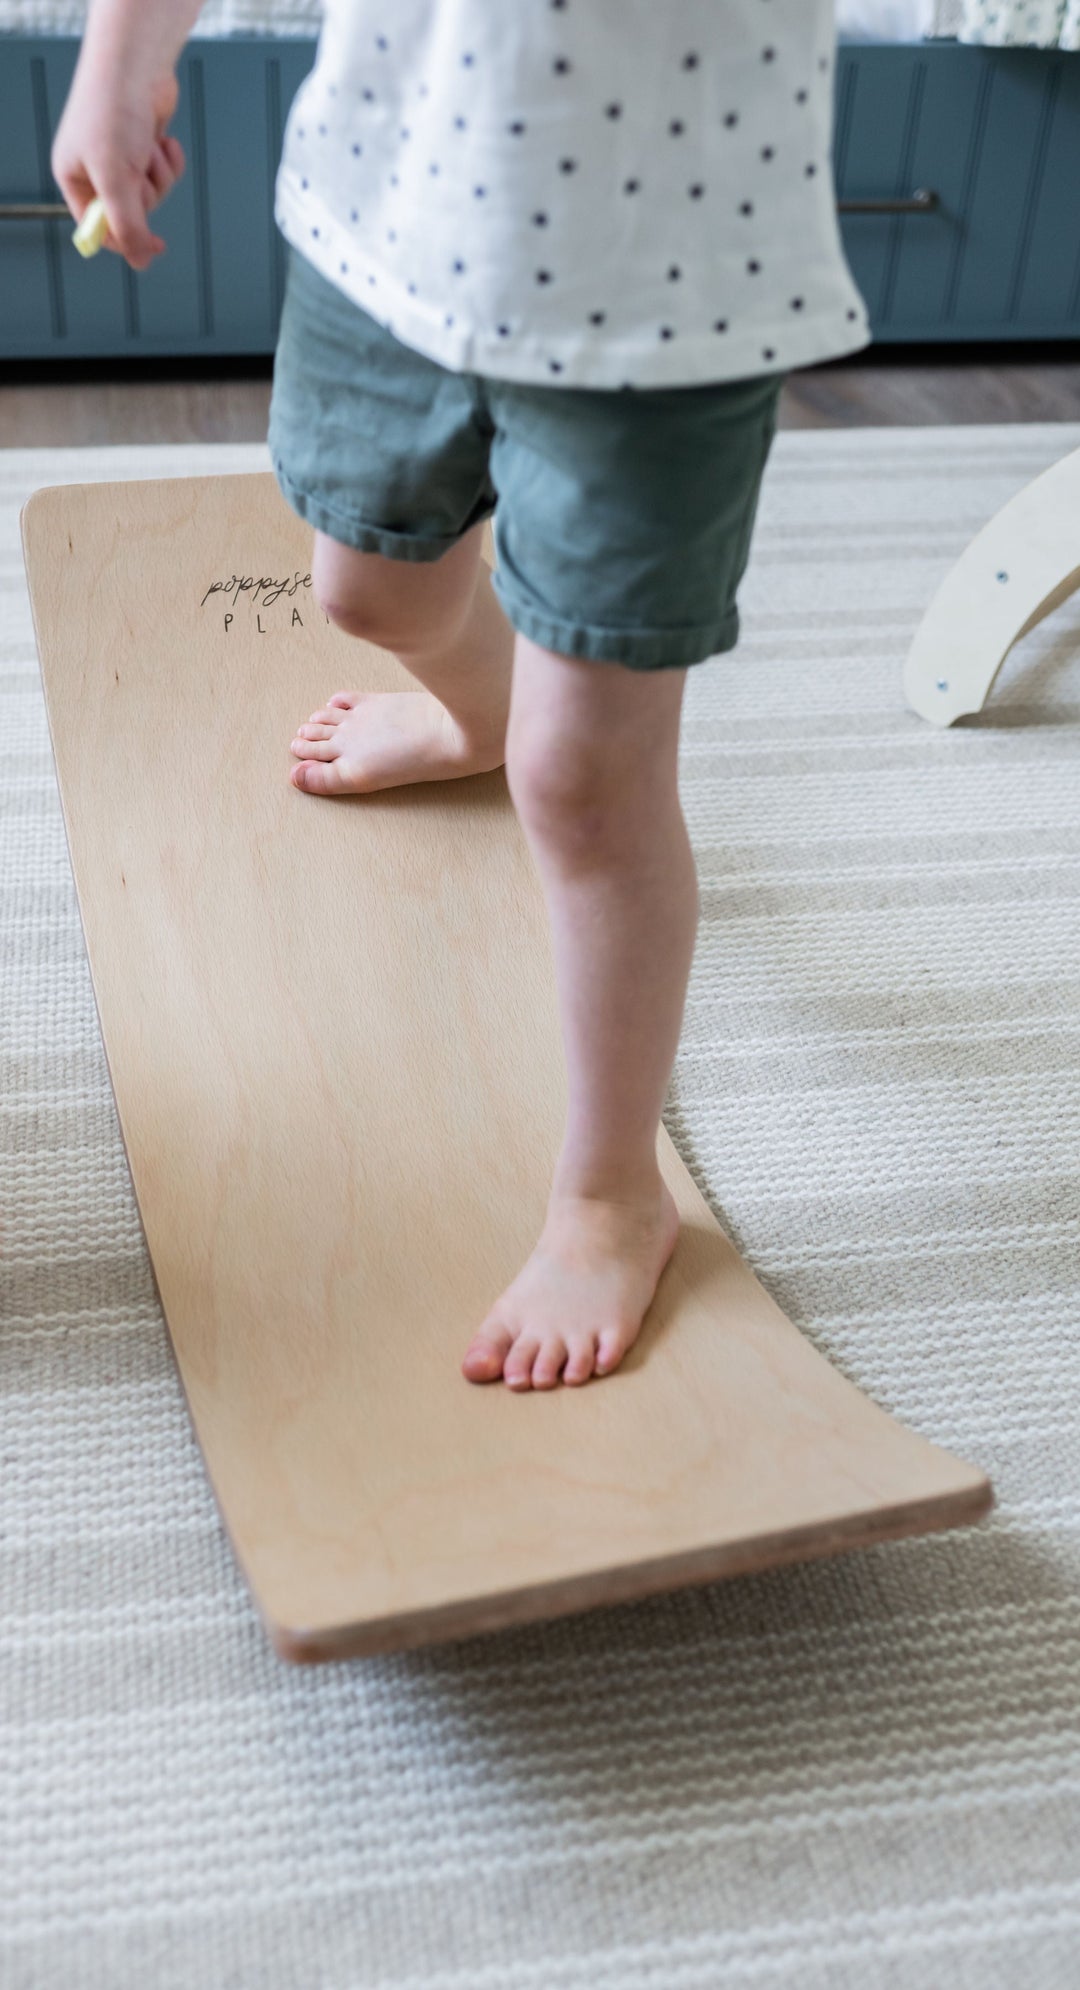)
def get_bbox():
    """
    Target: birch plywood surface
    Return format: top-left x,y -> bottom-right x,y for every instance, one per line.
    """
21,472 -> 993,1662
